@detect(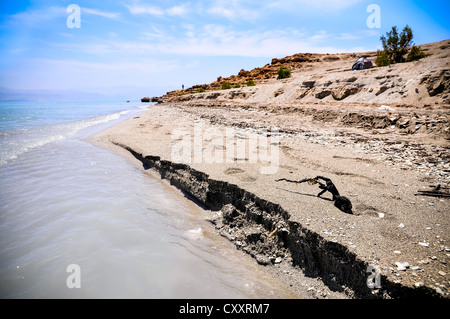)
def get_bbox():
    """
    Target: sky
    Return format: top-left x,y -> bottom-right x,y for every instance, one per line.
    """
0,0 -> 449,100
